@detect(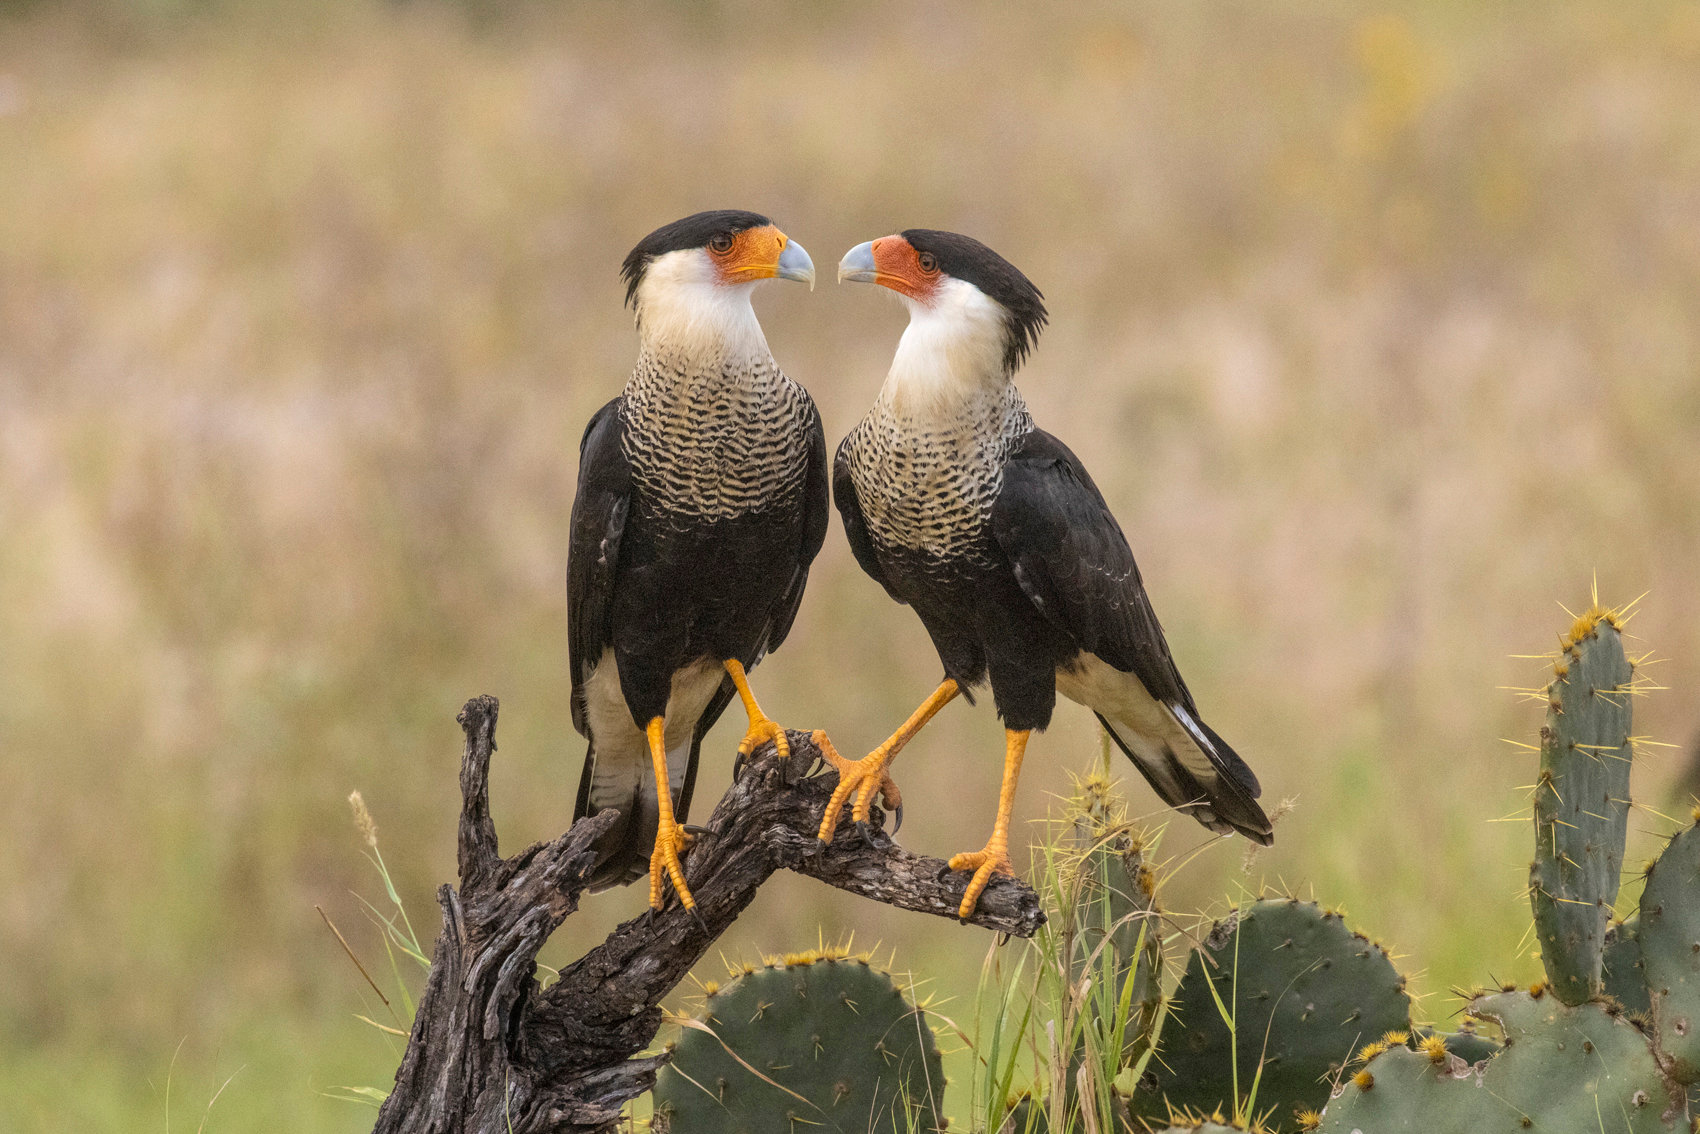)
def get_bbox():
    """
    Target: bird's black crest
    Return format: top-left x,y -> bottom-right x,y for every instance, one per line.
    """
900,229 -> 1048,371
621,210 -> 773,307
